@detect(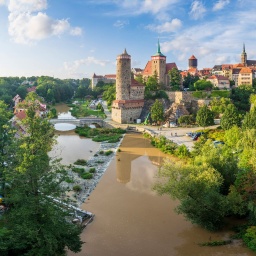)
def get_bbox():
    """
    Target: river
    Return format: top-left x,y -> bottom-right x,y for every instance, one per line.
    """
53,104 -> 254,256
